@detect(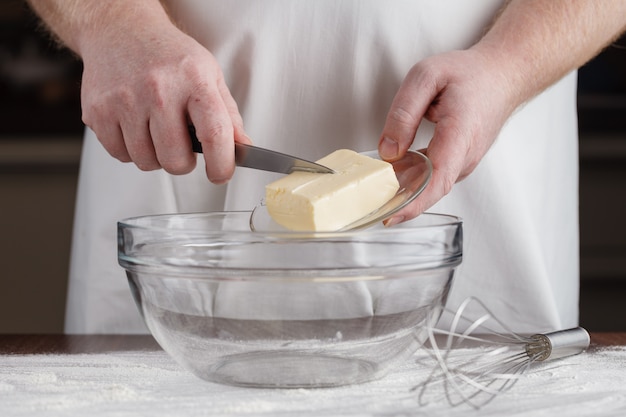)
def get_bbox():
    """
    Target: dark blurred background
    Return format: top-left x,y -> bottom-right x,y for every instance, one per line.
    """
577,33 -> 626,332
1,2 -> 625,333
